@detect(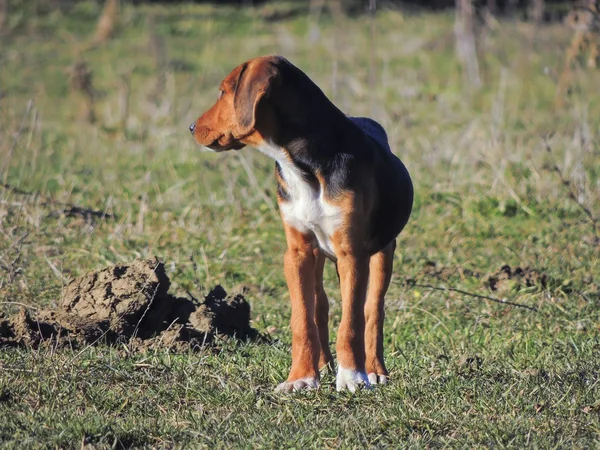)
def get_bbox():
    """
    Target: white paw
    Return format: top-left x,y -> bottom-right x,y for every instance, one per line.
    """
368,373 -> 388,385
274,377 -> 320,393
336,366 -> 371,393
